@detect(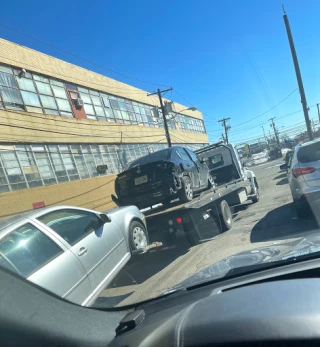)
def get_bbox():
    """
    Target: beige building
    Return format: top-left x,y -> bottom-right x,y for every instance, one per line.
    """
0,39 -> 209,218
